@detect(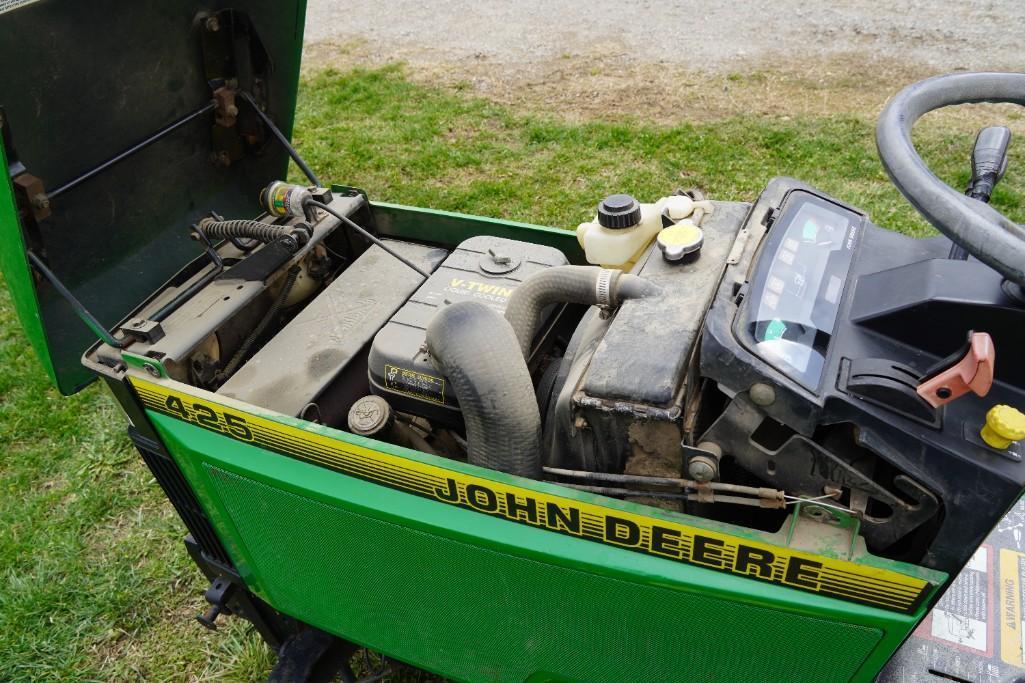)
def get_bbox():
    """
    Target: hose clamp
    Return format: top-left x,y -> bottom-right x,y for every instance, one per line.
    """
595,269 -> 616,308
